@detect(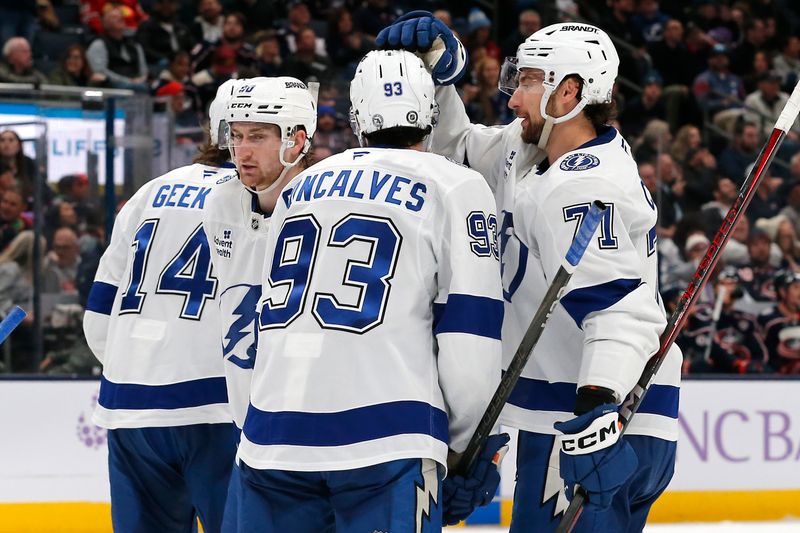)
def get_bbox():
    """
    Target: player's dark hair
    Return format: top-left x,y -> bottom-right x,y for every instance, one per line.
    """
193,139 -> 230,167
562,74 -> 618,132
364,126 -> 431,148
